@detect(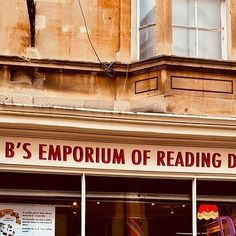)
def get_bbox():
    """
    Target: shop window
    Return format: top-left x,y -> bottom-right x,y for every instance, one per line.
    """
0,173 -> 81,236
56,207 -> 81,236
173,0 -> 227,59
0,202 -> 81,236
86,176 -> 192,194
86,176 -> 192,236
197,180 -> 236,235
139,0 -> 156,60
